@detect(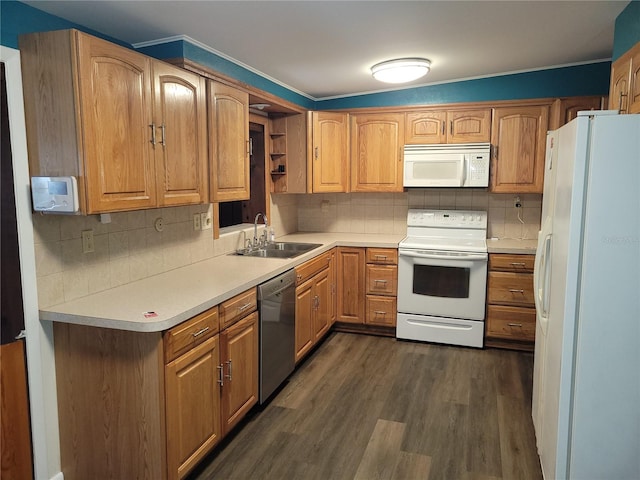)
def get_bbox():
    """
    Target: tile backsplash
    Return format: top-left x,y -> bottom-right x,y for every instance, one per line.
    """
33,197 -> 298,308
33,189 -> 539,308
297,189 -> 542,240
